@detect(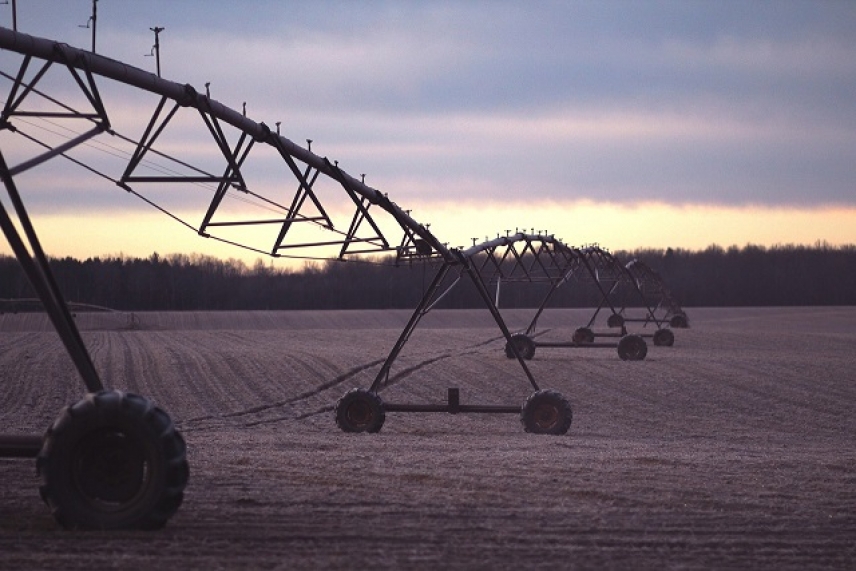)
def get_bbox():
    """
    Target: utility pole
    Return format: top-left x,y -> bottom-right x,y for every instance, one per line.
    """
79,0 -> 98,53
90,0 -> 97,52
148,27 -> 165,77
1,0 -> 17,31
